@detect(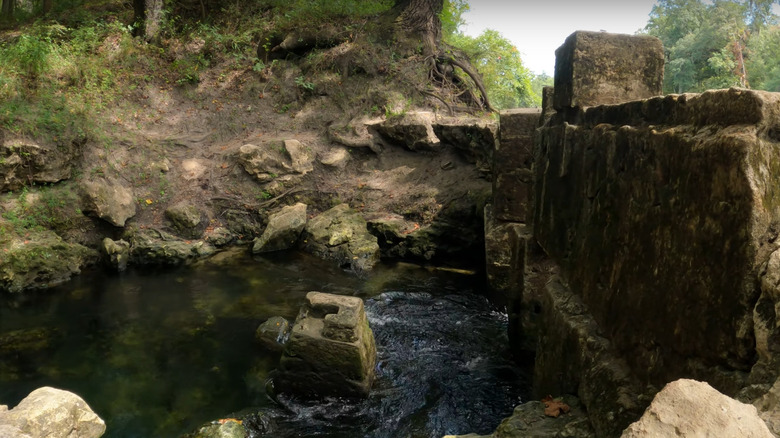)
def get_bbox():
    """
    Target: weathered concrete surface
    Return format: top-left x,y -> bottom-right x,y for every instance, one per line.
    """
535,89 -> 780,396
553,31 -> 664,111
484,204 -> 527,295
275,292 -> 377,398
493,109 -> 539,223
622,379 -> 773,438
533,275 -> 647,437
